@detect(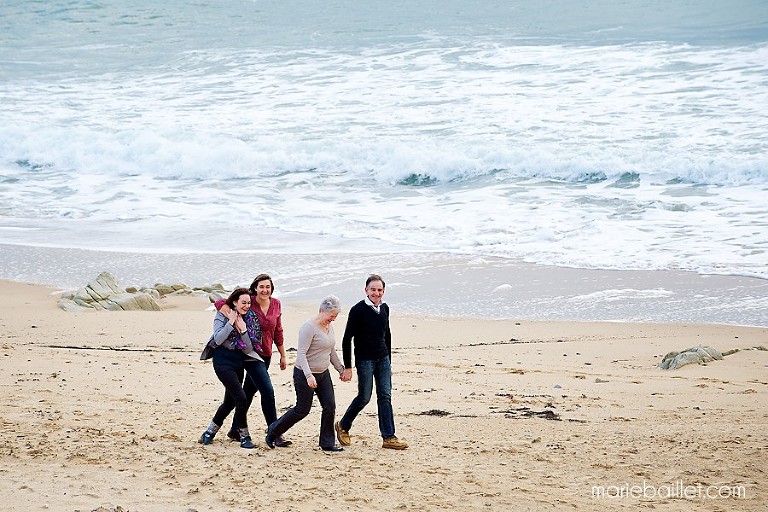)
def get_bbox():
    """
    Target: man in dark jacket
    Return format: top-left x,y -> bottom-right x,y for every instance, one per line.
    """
336,274 -> 408,450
